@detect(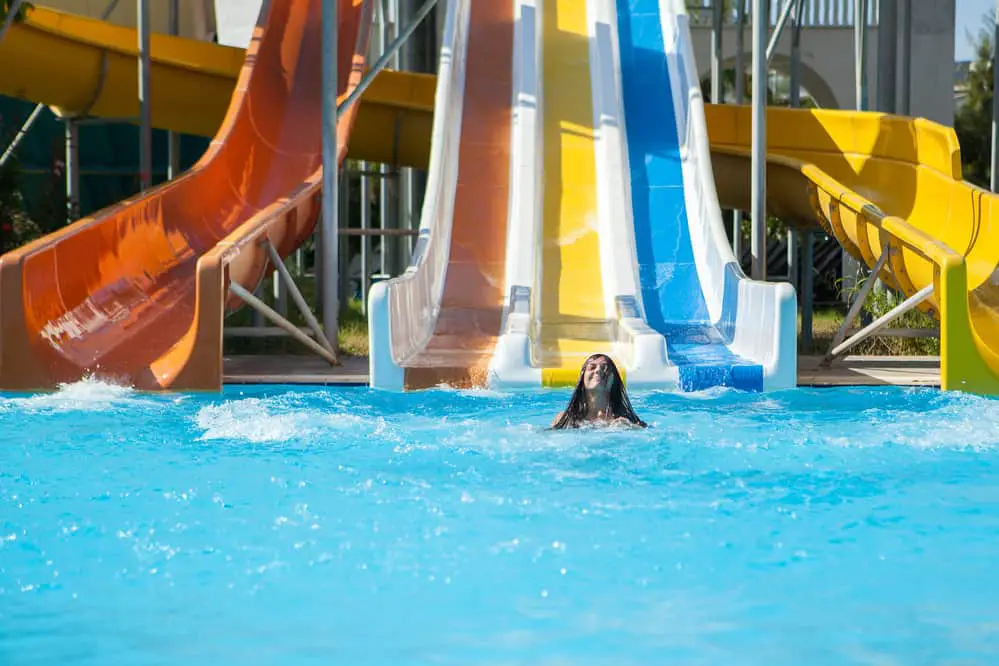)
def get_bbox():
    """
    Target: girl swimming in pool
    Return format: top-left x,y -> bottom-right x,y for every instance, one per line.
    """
550,354 -> 647,429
